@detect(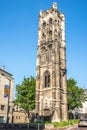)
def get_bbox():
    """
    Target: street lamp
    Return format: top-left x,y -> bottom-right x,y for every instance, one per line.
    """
5,77 -> 11,124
